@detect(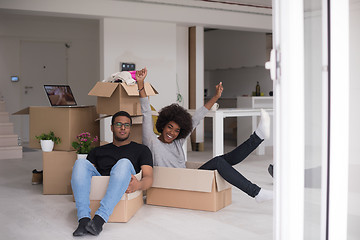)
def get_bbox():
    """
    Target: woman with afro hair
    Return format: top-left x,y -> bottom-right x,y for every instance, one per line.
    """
136,68 -> 272,203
